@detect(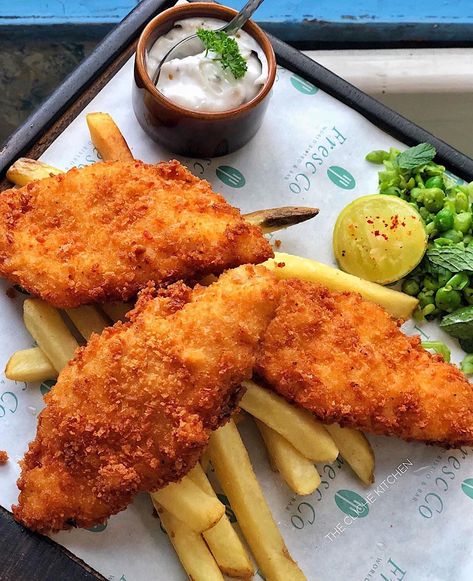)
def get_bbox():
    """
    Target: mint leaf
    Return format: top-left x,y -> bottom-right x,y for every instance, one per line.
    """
426,245 -> 473,273
460,337 -> 473,353
397,143 -> 436,170
440,306 -> 473,339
